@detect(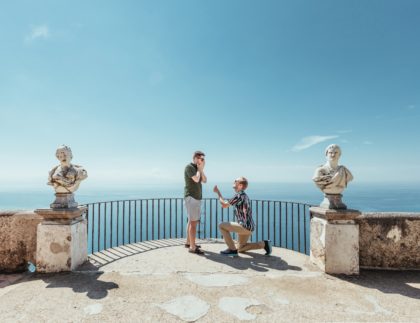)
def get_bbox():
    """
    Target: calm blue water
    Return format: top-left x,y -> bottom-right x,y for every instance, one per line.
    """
1,182 -> 419,212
